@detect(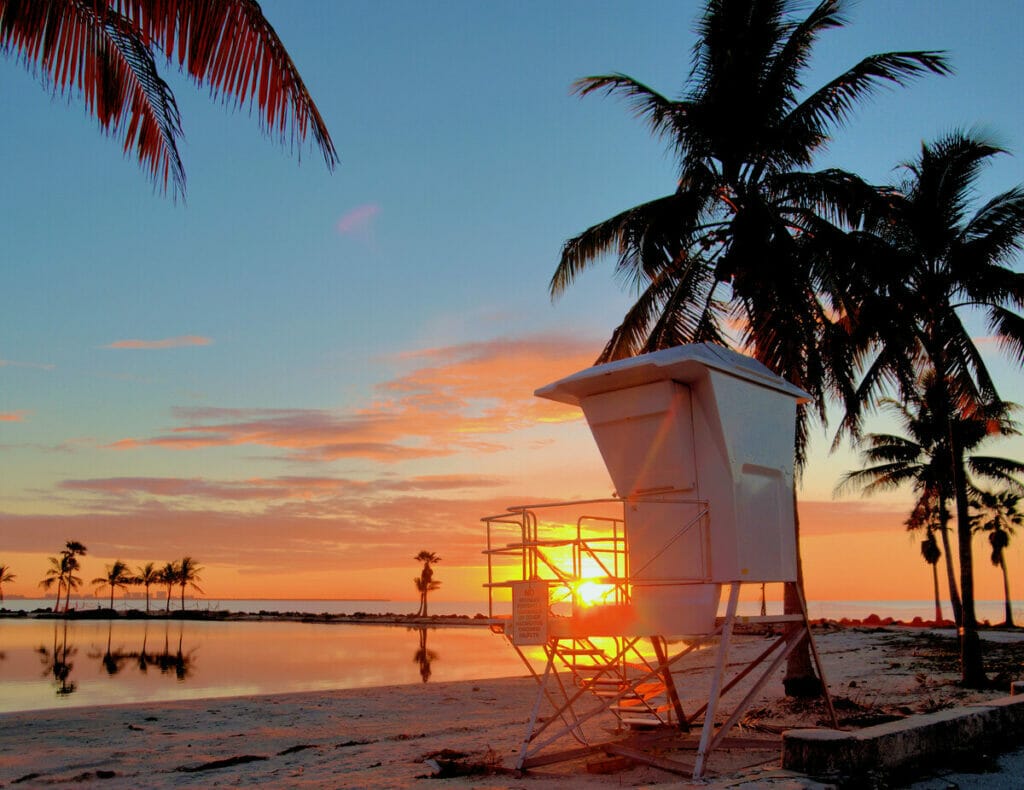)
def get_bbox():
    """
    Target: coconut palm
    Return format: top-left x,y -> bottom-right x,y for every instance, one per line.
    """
842,130 -> 1024,684
39,555 -> 67,612
0,0 -> 337,198
158,561 -> 180,613
838,378 -> 1024,624
972,489 -> 1023,627
135,562 -> 159,613
176,557 -> 203,610
414,551 -> 441,617
0,563 -> 15,603
92,560 -> 133,609
905,494 -> 949,623
549,0 -> 948,695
